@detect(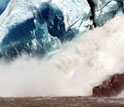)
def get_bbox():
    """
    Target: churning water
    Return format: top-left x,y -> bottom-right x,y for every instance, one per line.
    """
0,16 -> 124,97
